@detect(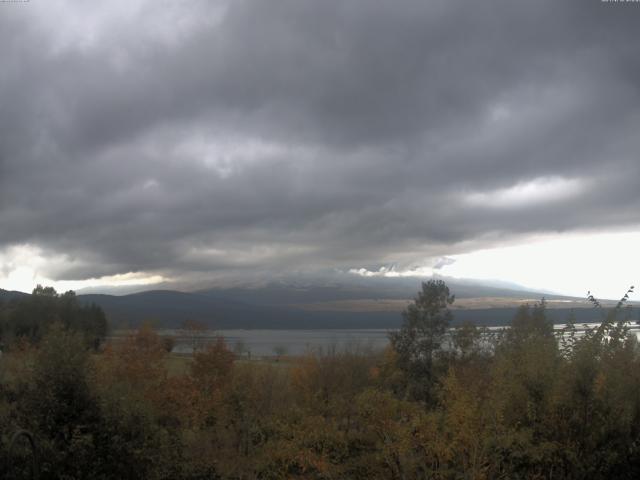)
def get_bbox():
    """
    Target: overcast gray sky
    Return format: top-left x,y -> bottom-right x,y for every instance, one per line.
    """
1,0 -> 639,297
